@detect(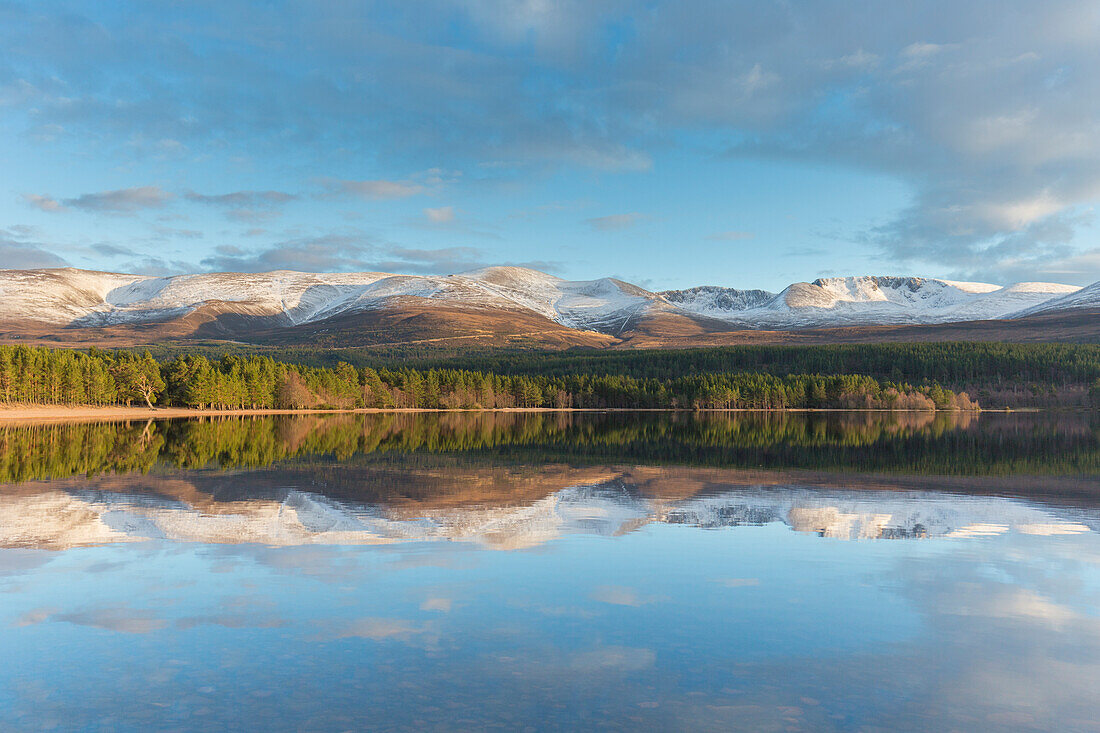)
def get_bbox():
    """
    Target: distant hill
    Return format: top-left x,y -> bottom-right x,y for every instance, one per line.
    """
0,266 -> 1095,347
